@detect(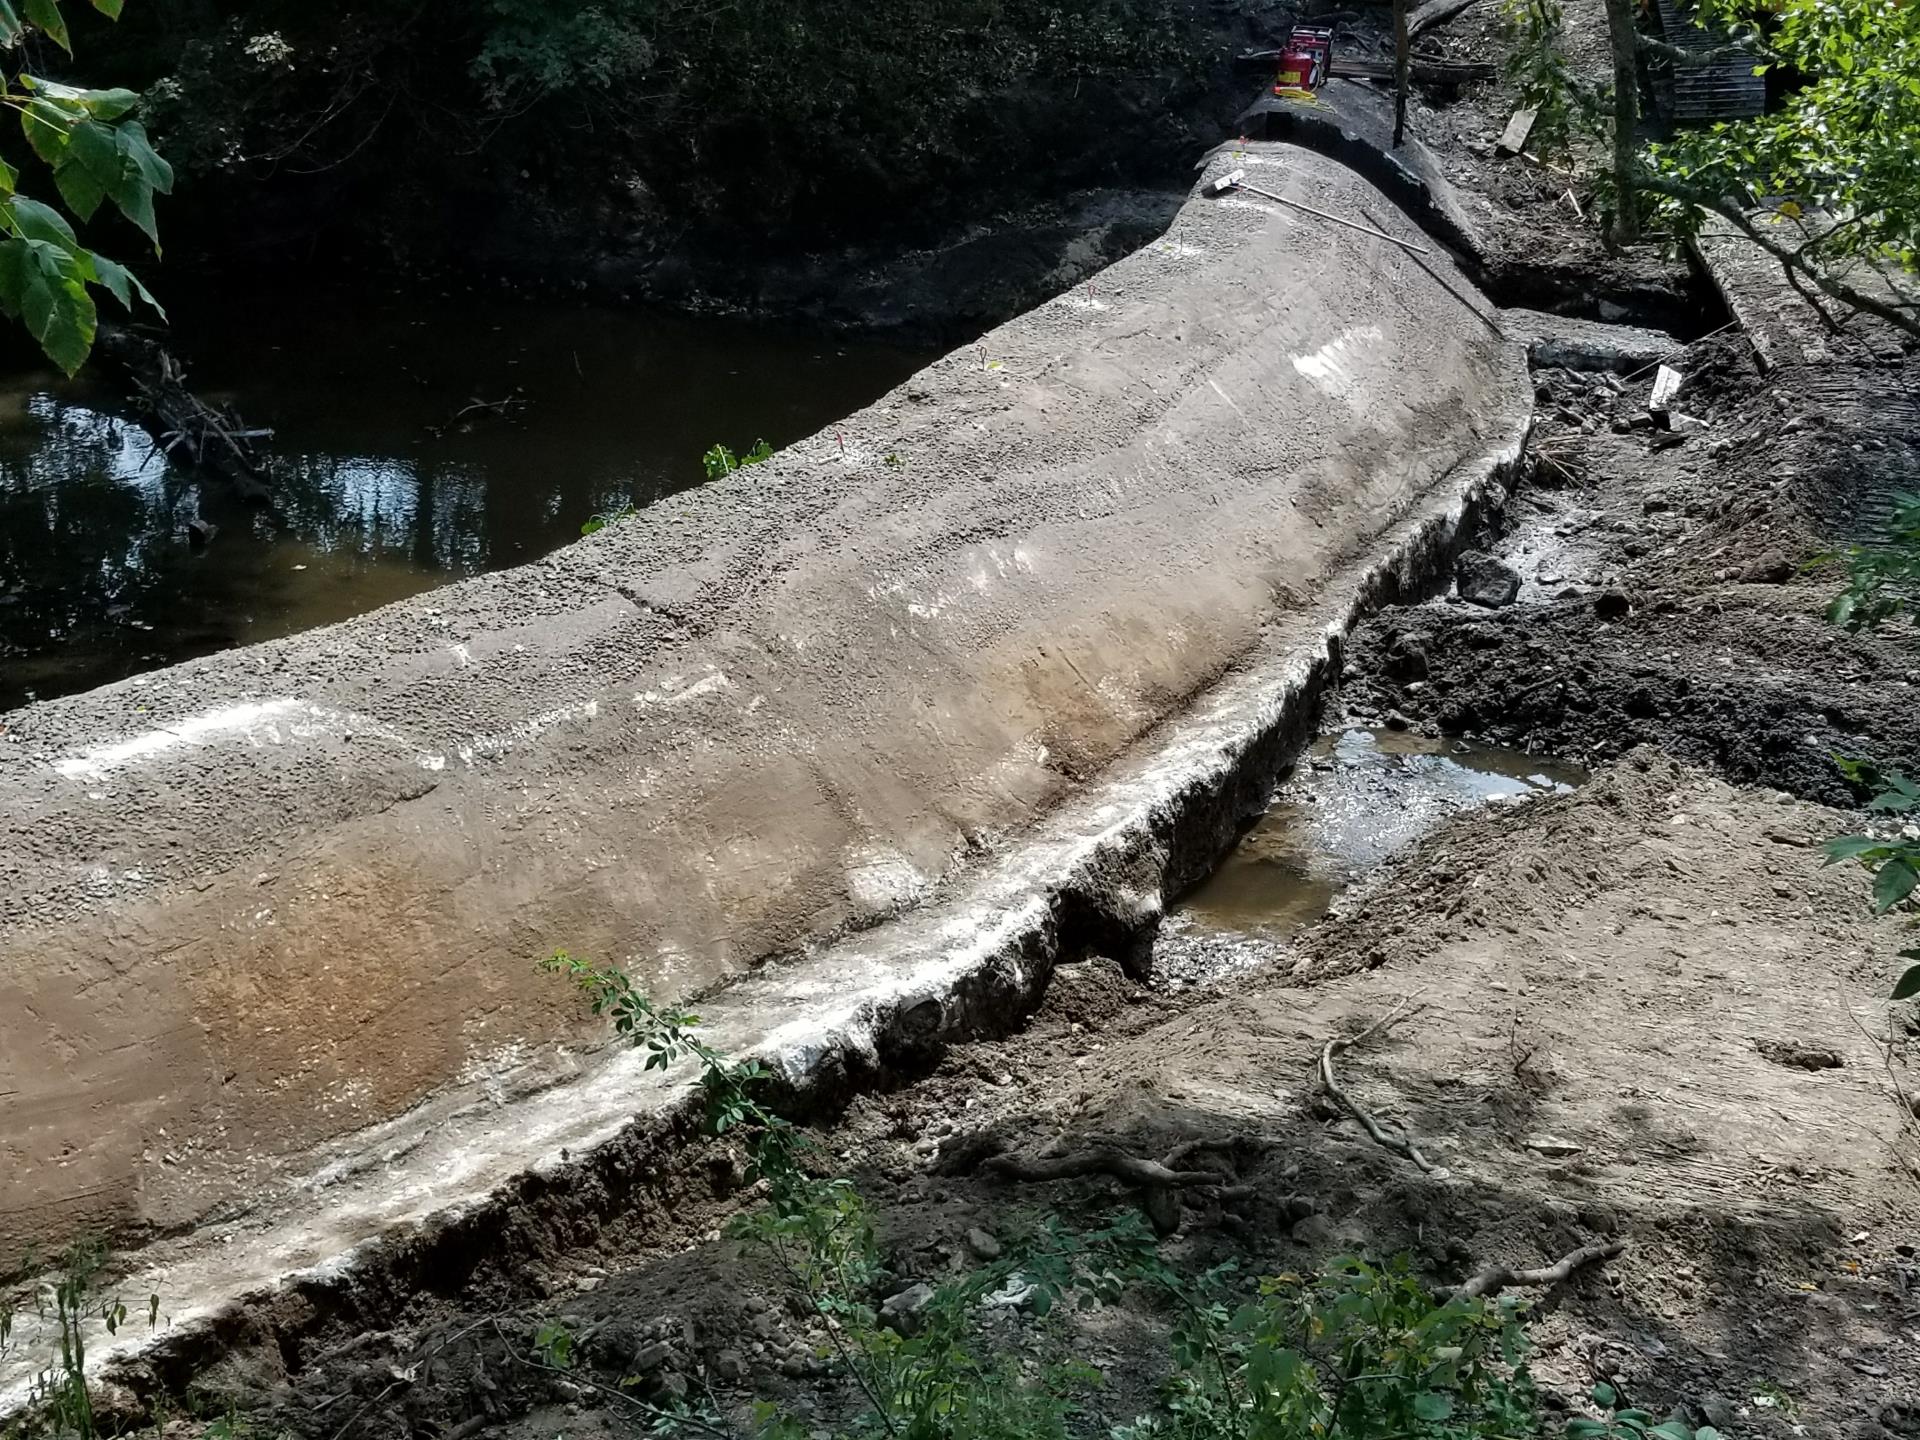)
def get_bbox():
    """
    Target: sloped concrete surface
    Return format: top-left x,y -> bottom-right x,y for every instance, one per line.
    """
0,142 -> 1530,1274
